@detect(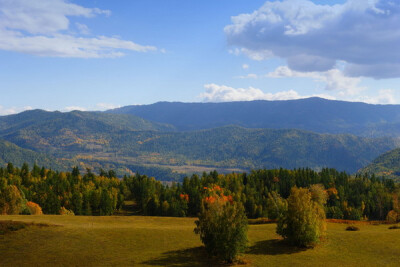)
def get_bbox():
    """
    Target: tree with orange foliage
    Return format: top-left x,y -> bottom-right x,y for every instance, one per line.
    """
26,201 -> 43,215
194,185 -> 247,263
